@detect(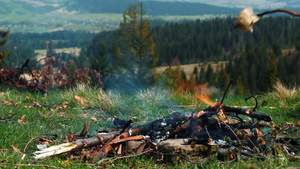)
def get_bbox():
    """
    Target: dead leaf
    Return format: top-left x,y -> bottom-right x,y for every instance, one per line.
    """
298,120 -> 300,127
18,115 -> 27,125
74,95 -> 86,104
58,112 -> 66,117
11,145 -> 20,152
63,101 -> 69,109
91,116 -> 98,121
32,100 -> 42,108
2,100 -> 12,106
0,92 -> 4,95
